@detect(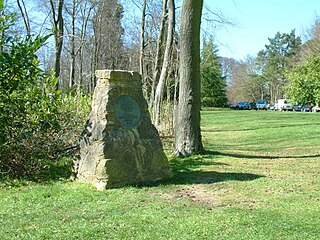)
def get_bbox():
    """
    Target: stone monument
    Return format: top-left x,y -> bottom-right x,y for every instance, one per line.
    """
76,70 -> 171,189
